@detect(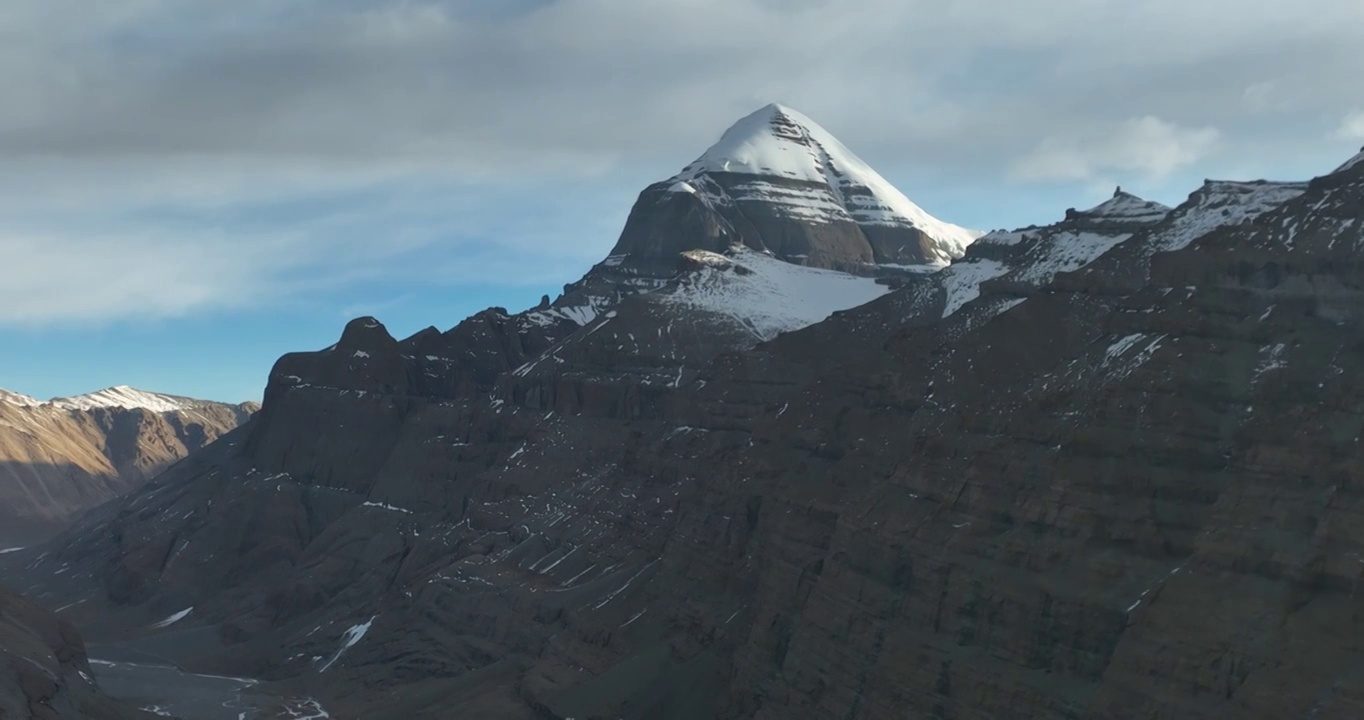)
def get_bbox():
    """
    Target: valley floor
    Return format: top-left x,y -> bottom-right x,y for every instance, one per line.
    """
88,647 -> 334,720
